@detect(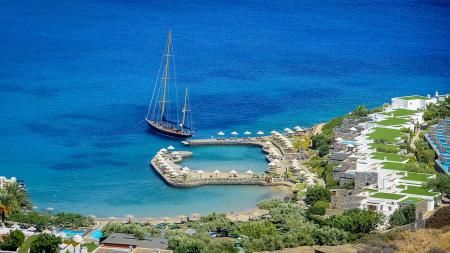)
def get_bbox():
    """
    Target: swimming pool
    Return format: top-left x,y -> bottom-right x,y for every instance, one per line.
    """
341,140 -> 356,145
90,230 -> 103,240
61,229 -> 86,237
